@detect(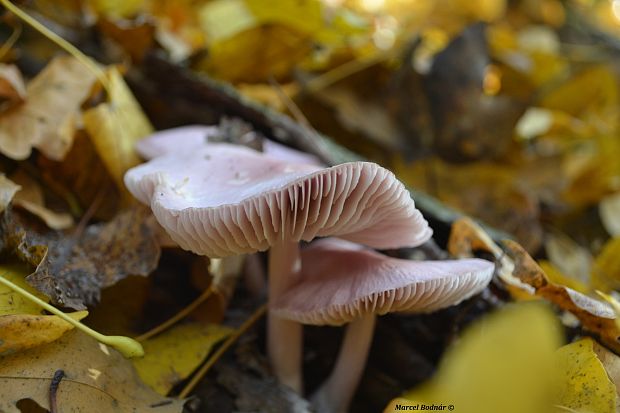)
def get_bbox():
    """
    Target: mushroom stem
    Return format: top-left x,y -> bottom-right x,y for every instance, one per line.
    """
312,313 -> 376,413
268,240 -> 303,393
